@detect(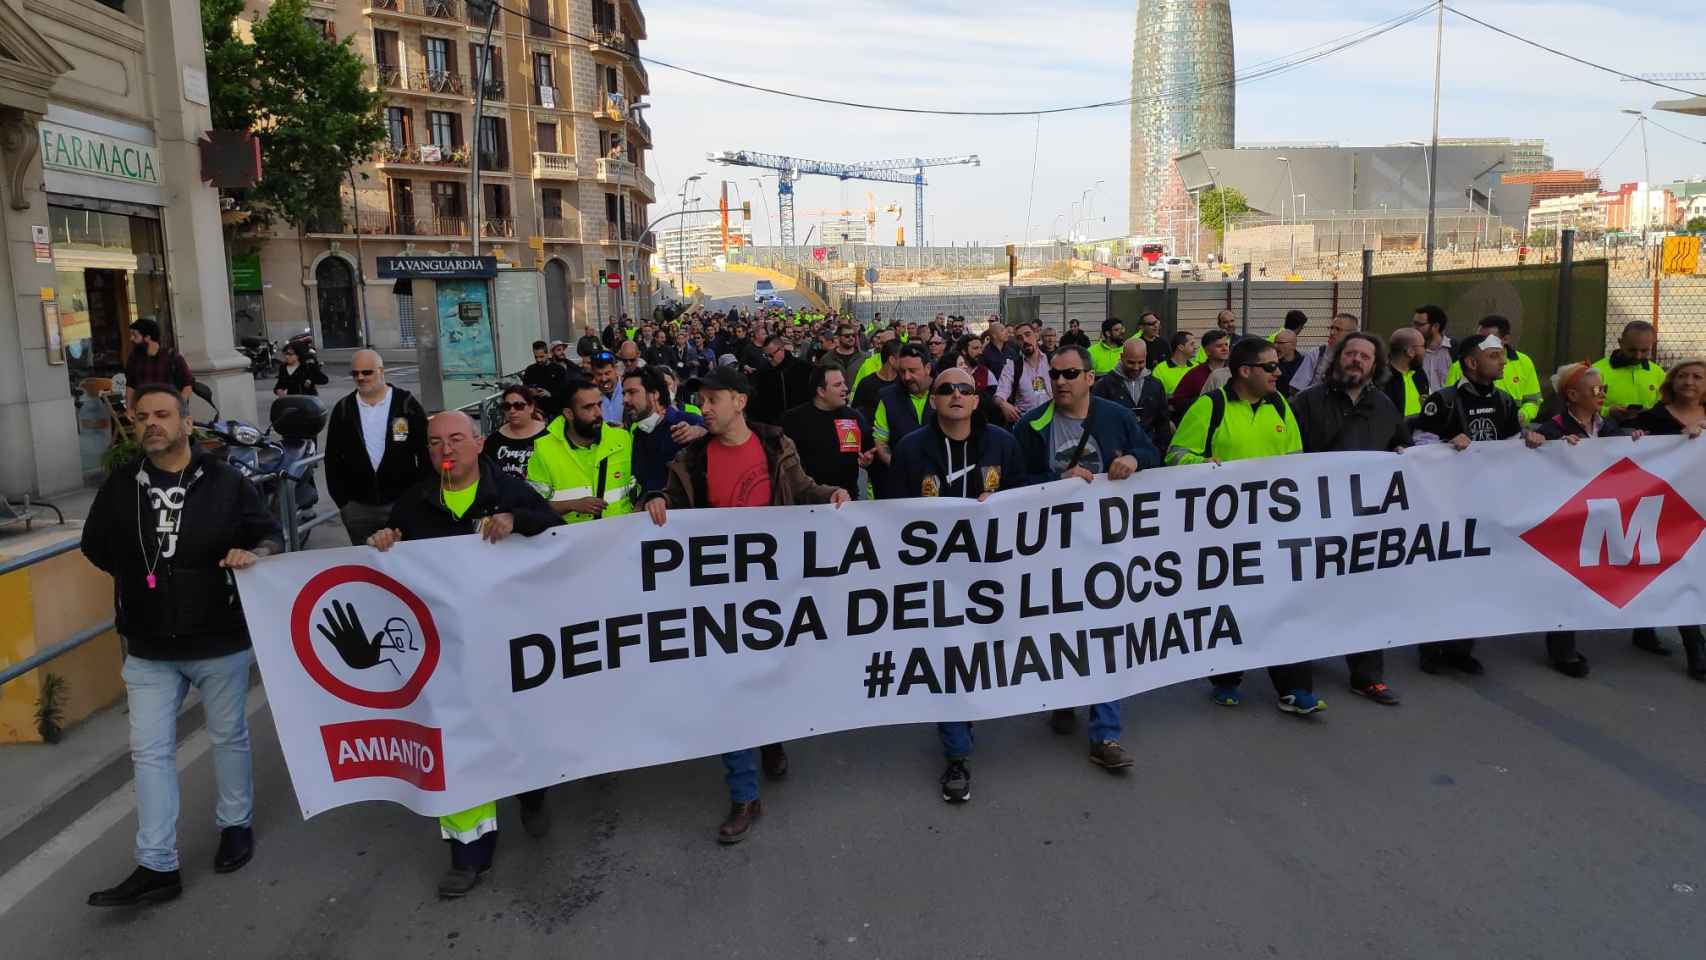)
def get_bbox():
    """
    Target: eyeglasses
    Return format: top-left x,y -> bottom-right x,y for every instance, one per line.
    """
929,340 -> 944,347
933,382 -> 977,397
1048,368 -> 1085,381
351,369 -> 377,377
501,400 -> 531,411
1248,361 -> 1282,374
